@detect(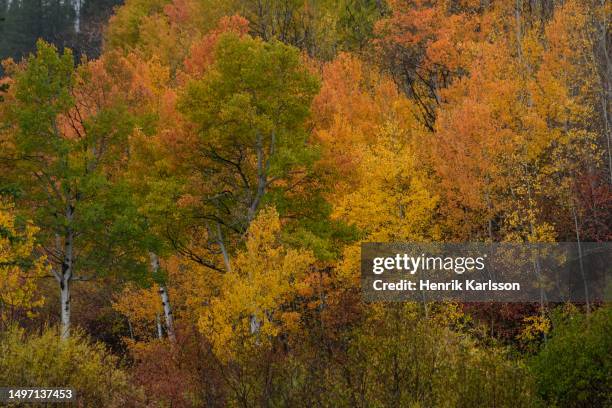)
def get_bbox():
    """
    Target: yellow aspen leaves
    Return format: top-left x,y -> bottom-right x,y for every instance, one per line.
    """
0,198 -> 47,323
198,207 -> 315,361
